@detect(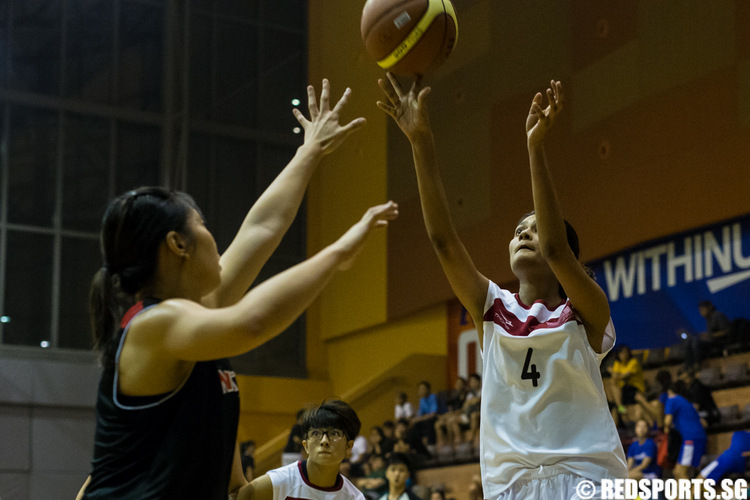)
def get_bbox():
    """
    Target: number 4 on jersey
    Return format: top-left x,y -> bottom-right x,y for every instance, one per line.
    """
521,347 -> 540,387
